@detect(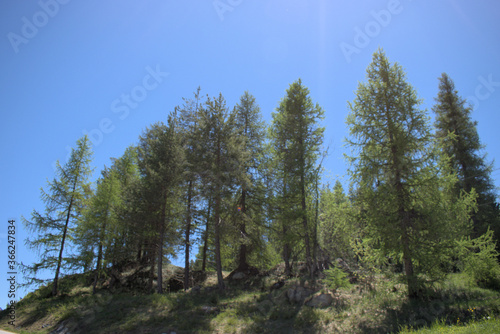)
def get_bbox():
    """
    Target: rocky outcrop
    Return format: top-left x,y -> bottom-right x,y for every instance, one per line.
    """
286,286 -> 315,304
305,293 -> 334,308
